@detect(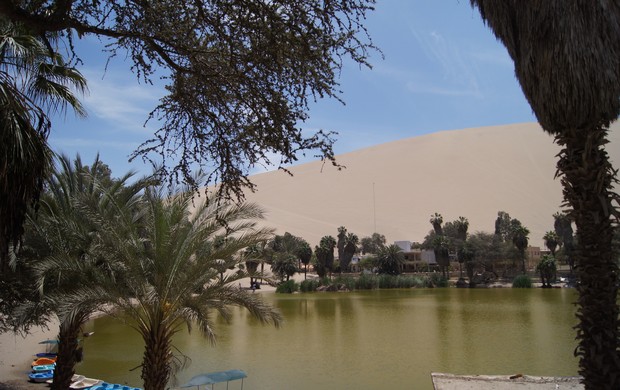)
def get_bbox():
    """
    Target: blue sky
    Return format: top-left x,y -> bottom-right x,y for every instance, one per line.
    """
48,1 -> 536,178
